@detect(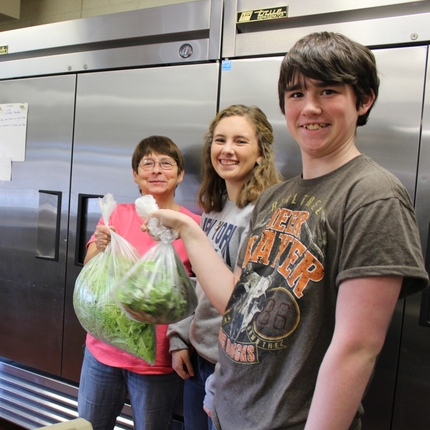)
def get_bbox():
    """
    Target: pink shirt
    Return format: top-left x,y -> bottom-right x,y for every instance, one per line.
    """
85,203 -> 200,374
